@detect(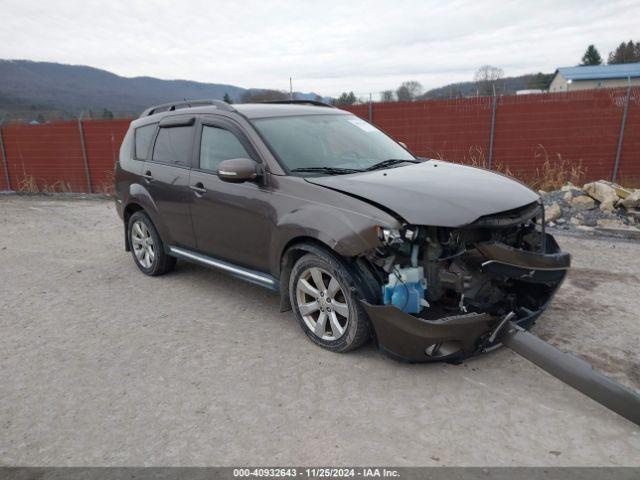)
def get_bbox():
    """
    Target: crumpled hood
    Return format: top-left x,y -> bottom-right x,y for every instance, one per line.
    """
305,160 -> 539,227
